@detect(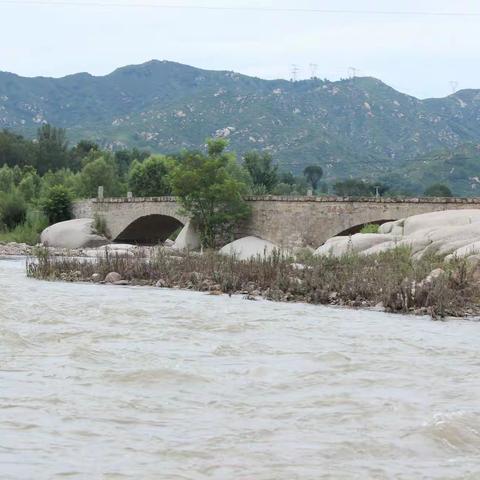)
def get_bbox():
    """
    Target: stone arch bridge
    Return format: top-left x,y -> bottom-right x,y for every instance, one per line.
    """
73,196 -> 480,248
